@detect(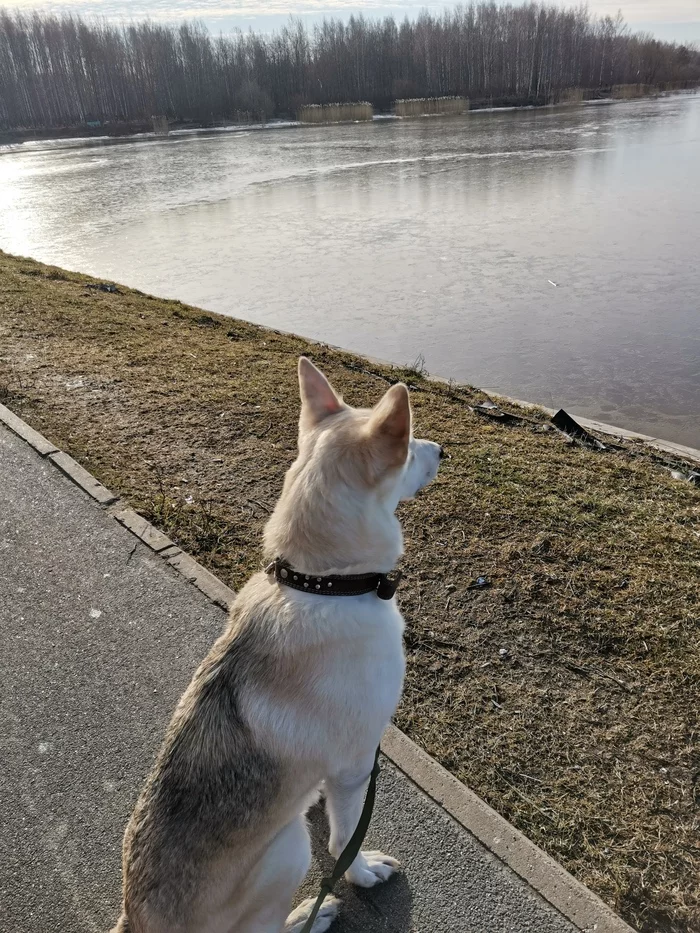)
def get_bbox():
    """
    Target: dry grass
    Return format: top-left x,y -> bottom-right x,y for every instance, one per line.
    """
395,96 -> 469,117
0,249 -> 698,933
557,87 -> 585,103
612,84 -> 656,99
151,115 -> 169,135
298,102 -> 373,123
